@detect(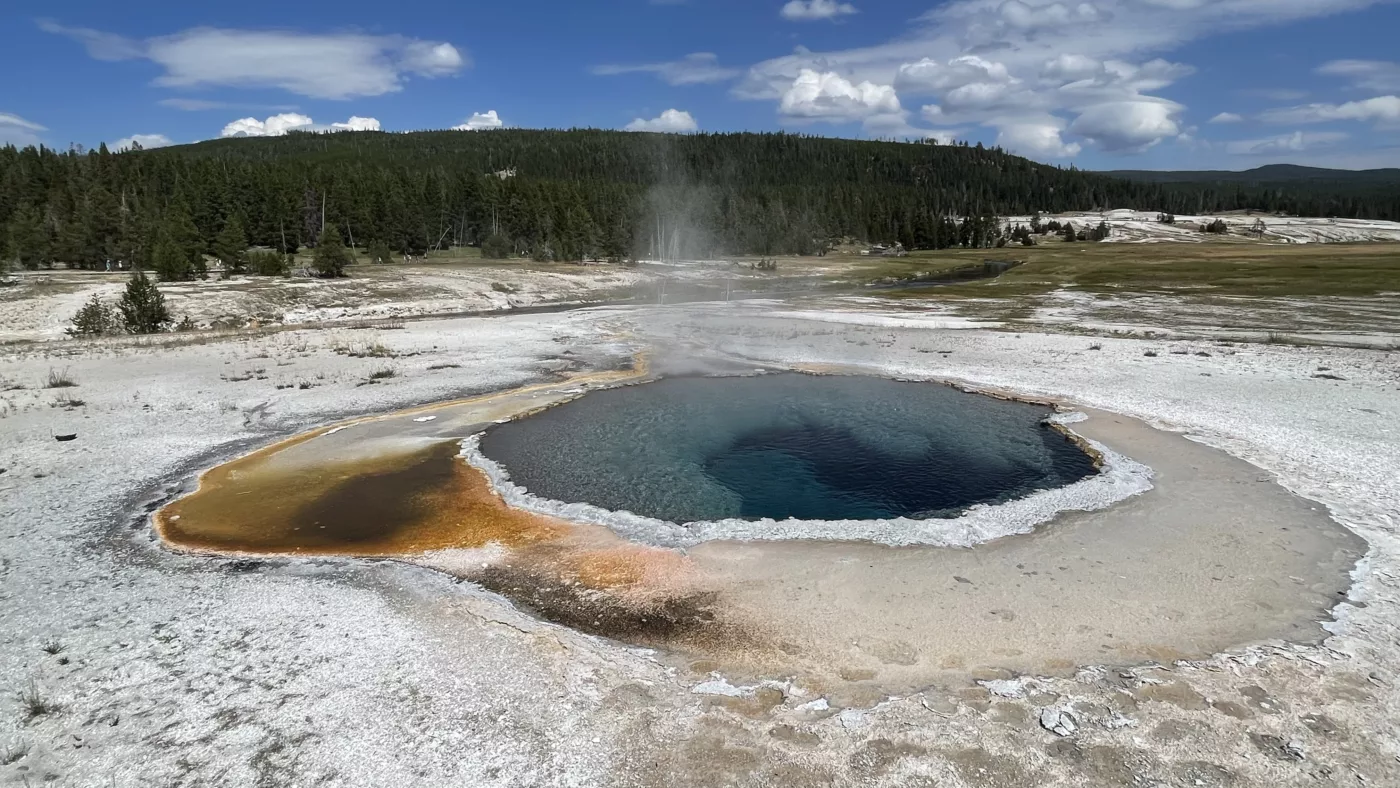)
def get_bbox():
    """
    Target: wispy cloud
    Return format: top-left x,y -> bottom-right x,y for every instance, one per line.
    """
592,53 -> 740,86
1225,130 -> 1349,155
1260,96 -> 1400,125
0,112 -> 46,147
39,20 -> 467,100
1237,88 -> 1309,101
1318,59 -> 1400,93
0,112 -> 45,132
780,0 -> 858,21
34,20 -> 142,60
158,98 -> 300,112
1209,112 -> 1244,124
